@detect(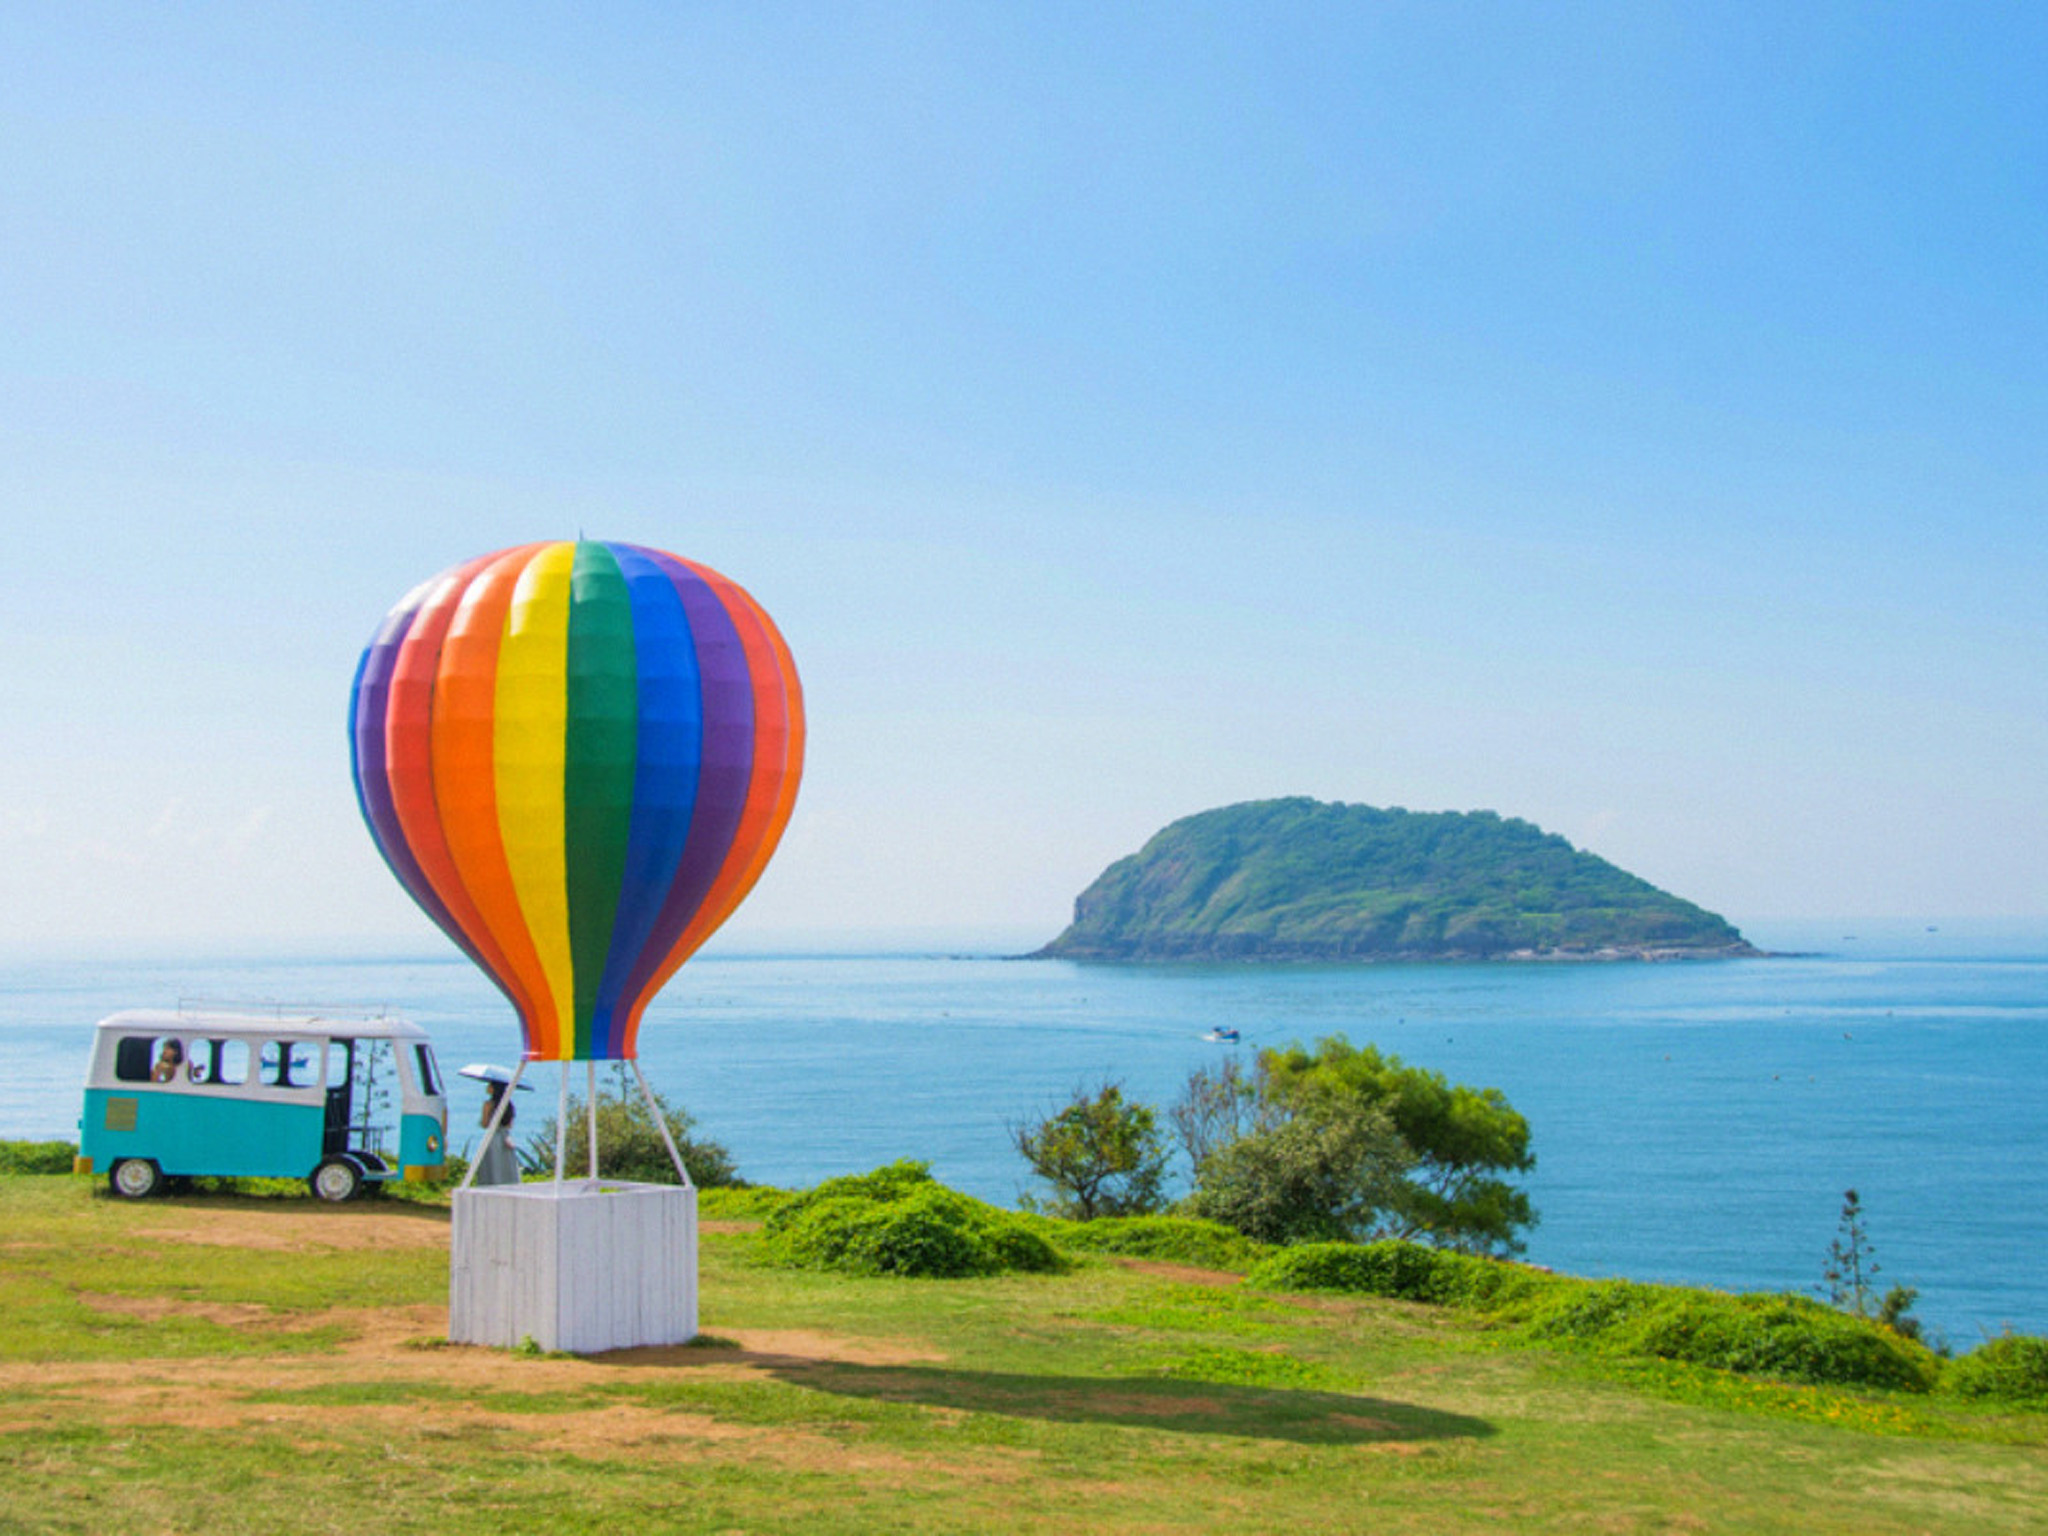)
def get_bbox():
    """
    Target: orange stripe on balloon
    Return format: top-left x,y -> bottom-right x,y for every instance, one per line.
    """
621,565 -> 804,1054
726,581 -> 807,903
388,551 -> 540,1033
432,545 -> 563,1061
